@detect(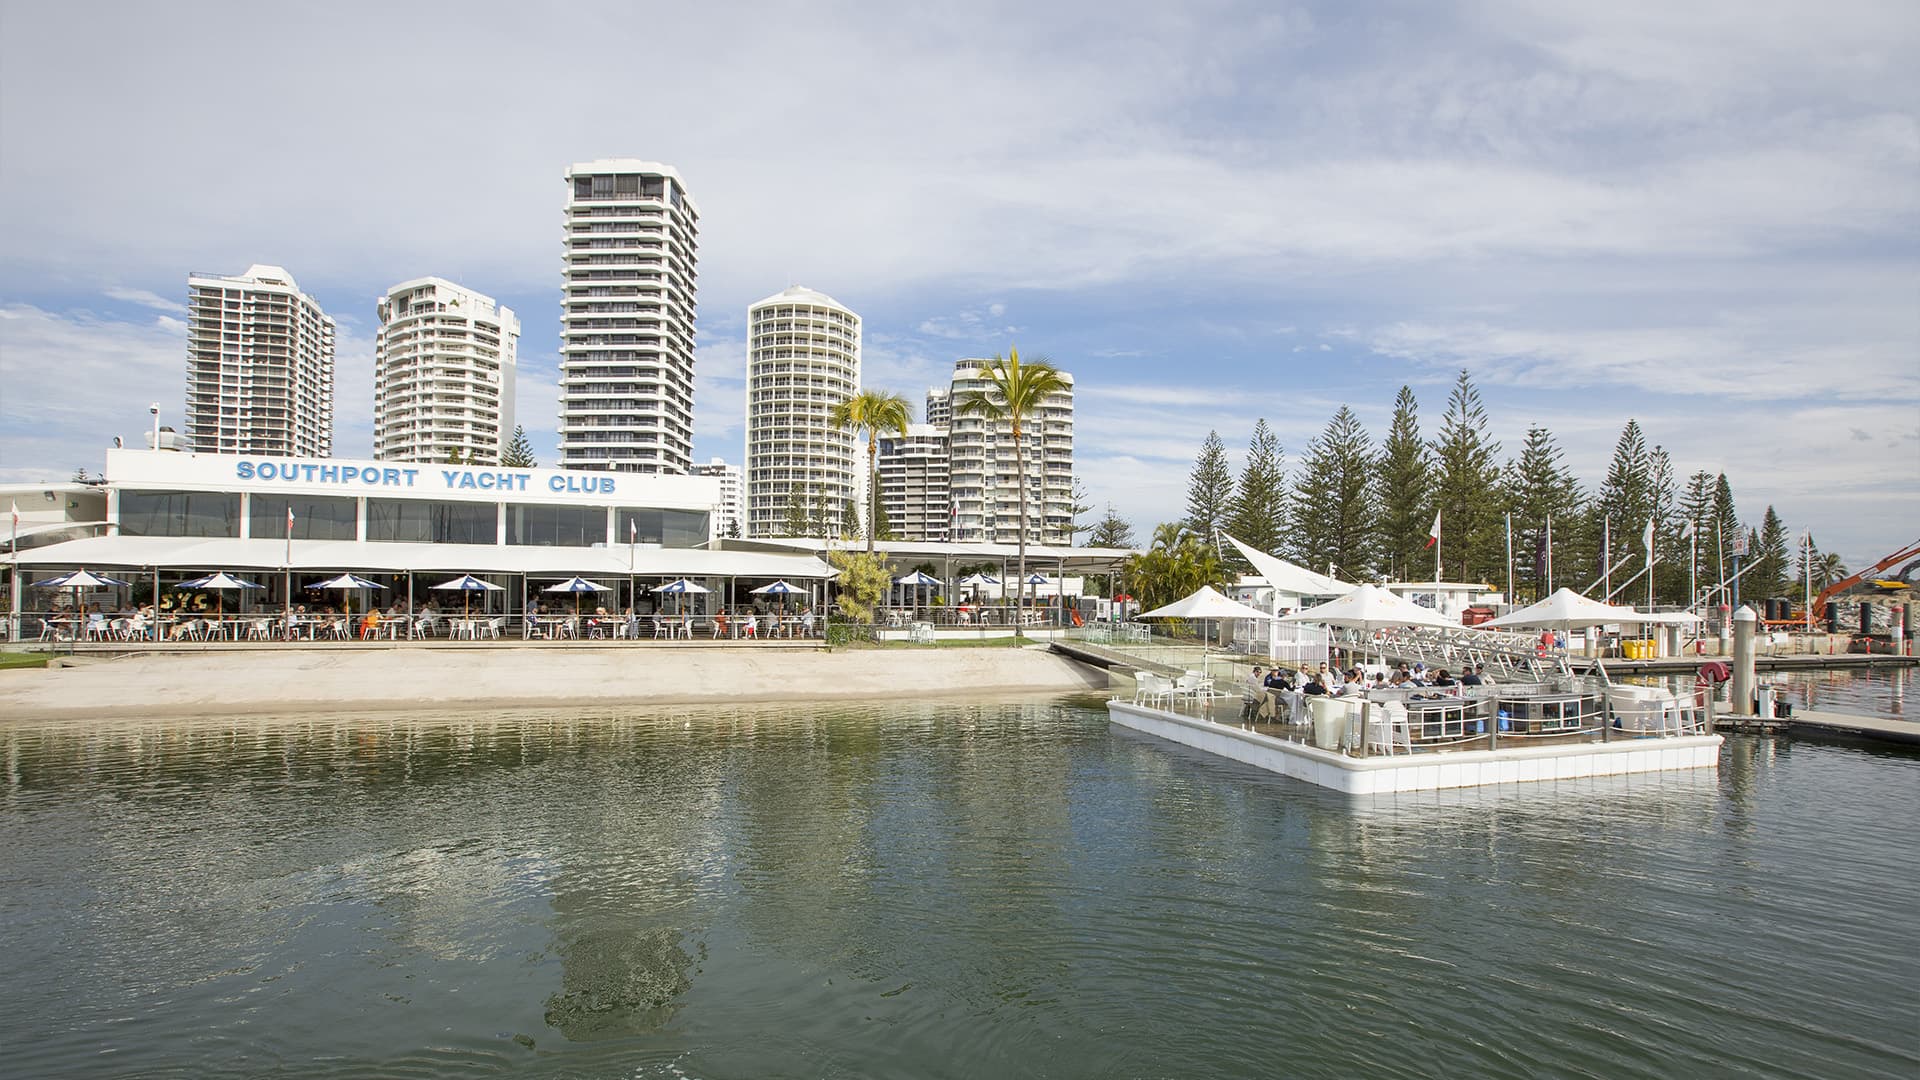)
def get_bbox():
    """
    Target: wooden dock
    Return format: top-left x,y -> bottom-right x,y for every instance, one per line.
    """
1713,706 -> 1917,746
